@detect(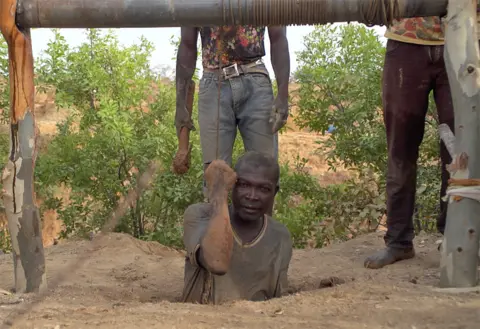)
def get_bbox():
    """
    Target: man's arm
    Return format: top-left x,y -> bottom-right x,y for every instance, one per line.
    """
183,160 -> 237,276
268,26 -> 290,104
175,27 -> 199,138
273,230 -> 293,297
